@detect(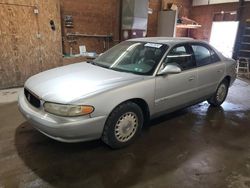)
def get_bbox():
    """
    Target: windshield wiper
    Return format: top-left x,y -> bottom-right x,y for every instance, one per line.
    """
86,60 -> 96,65
87,60 -> 110,69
